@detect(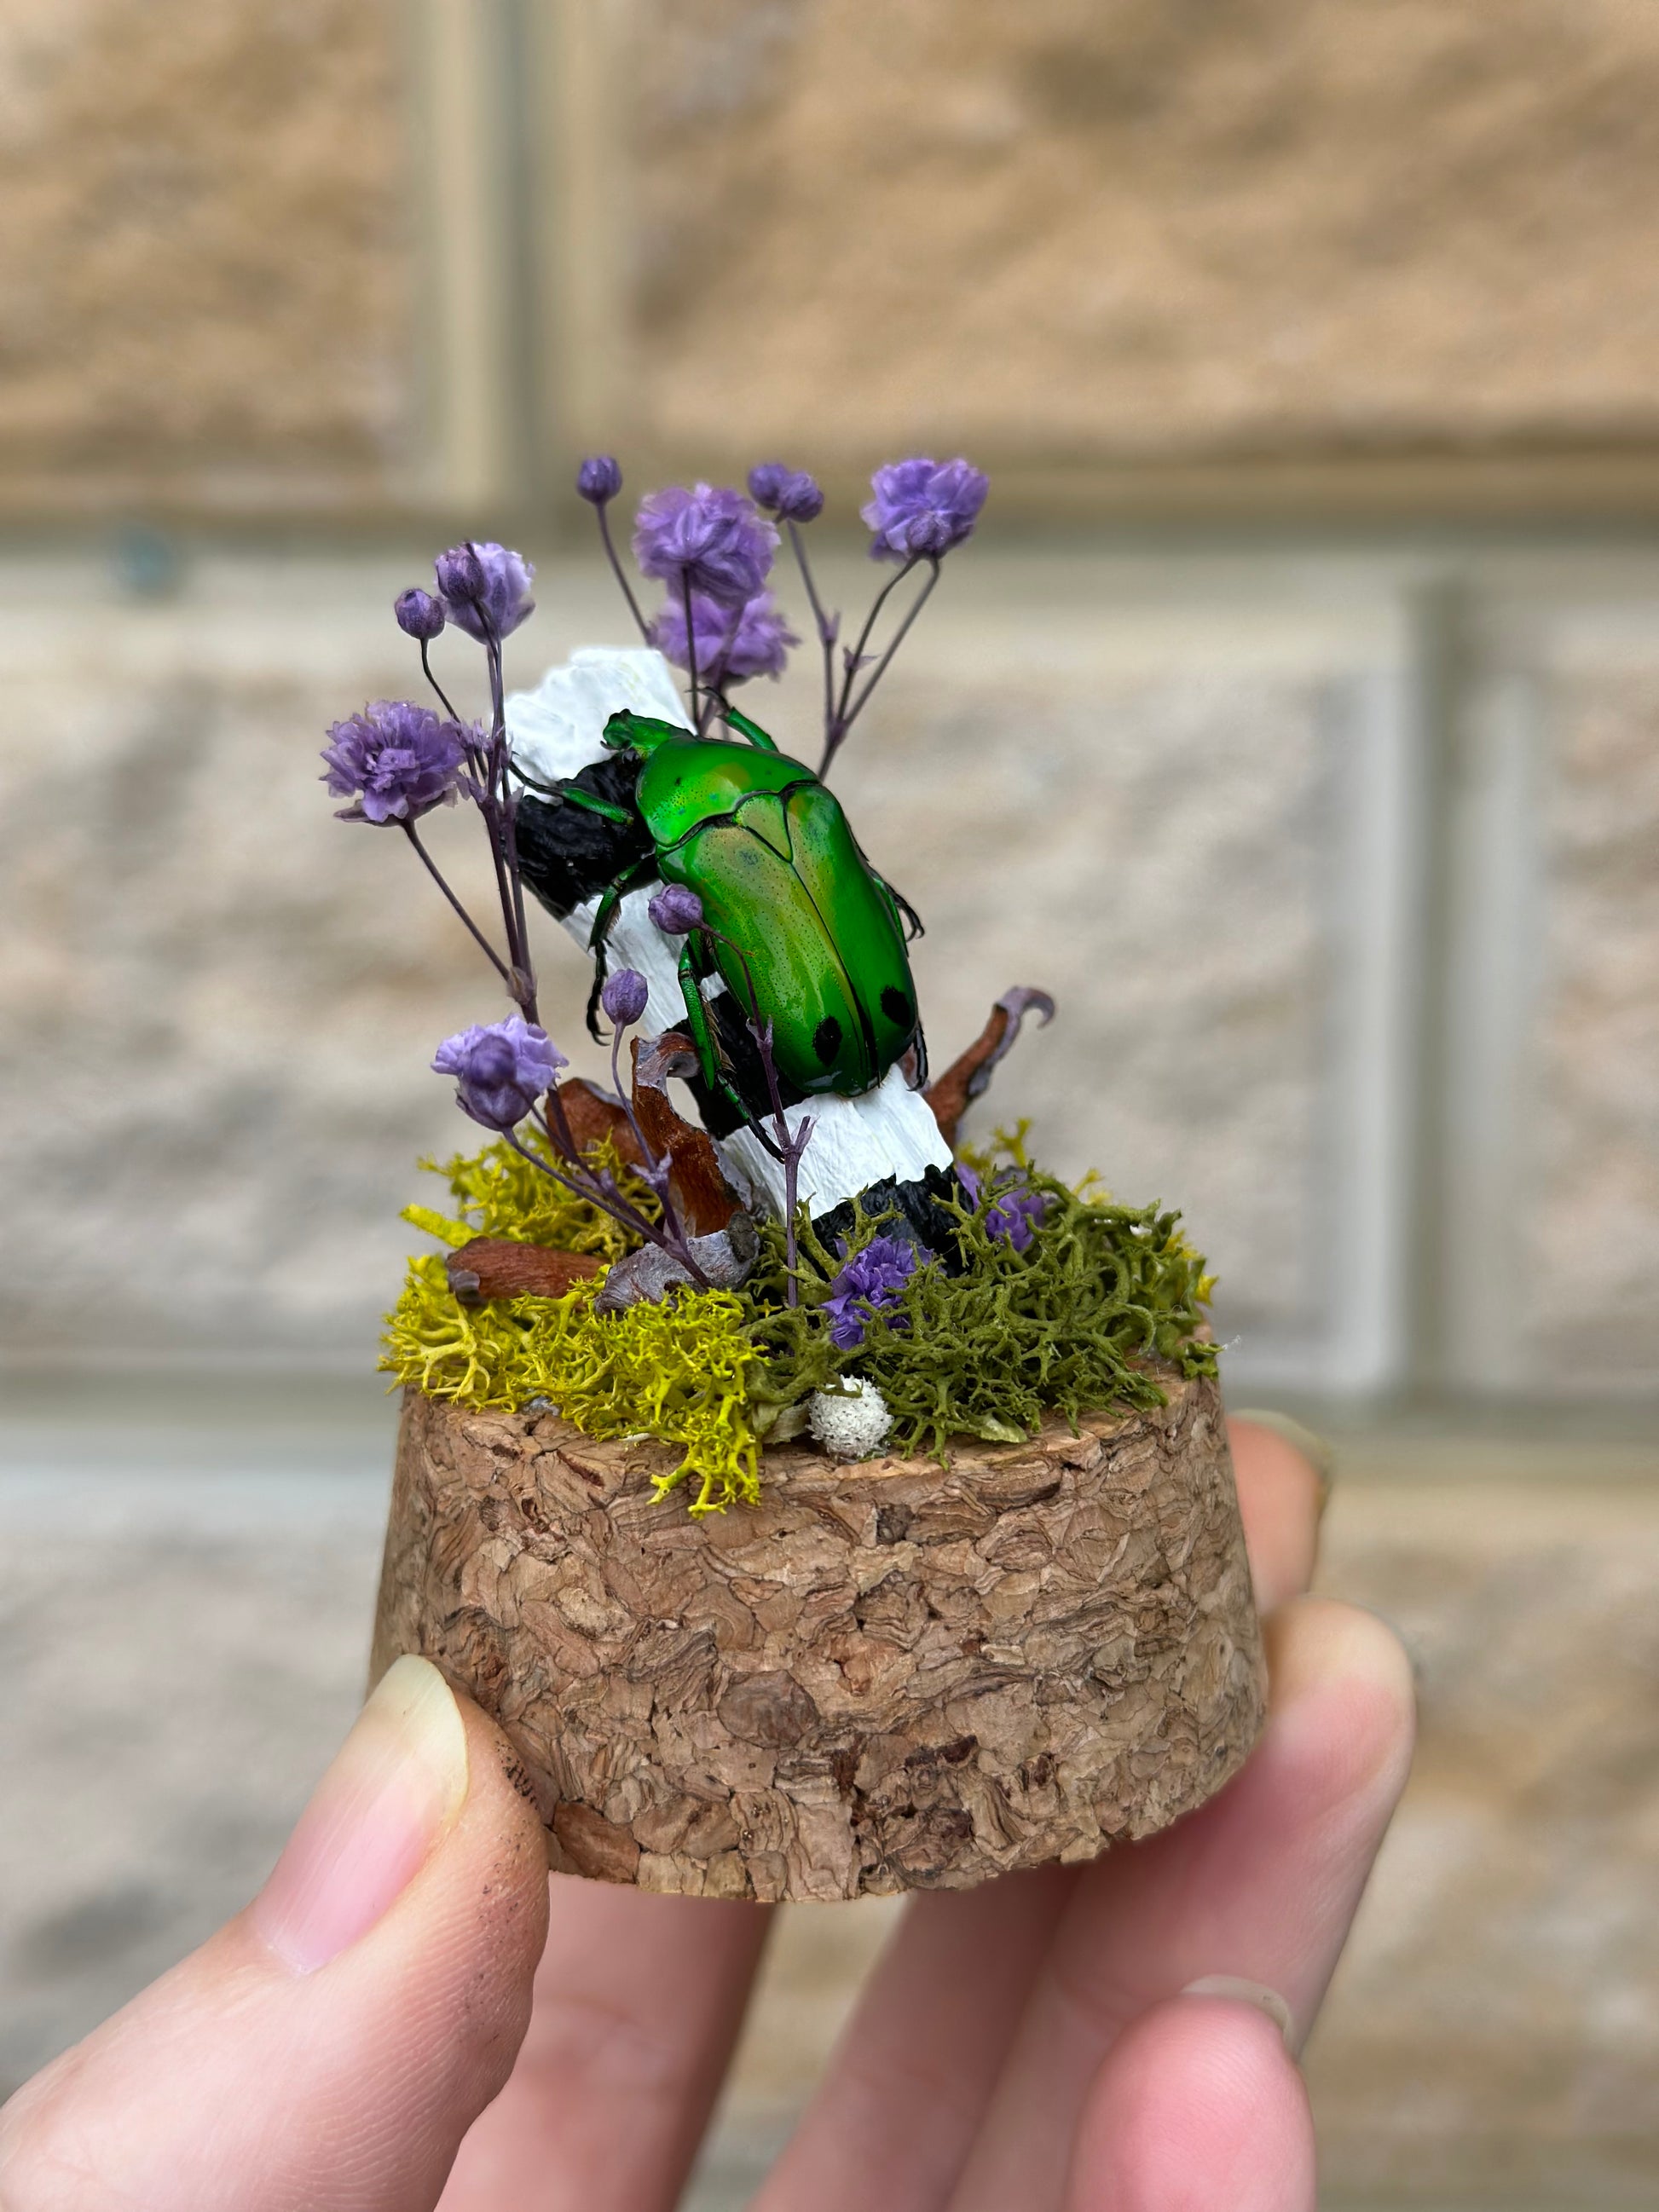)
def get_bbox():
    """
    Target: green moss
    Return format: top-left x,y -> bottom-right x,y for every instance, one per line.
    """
382,1123 -> 1217,1510
747,1128 -> 1217,1458
381,1255 -> 760,1515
